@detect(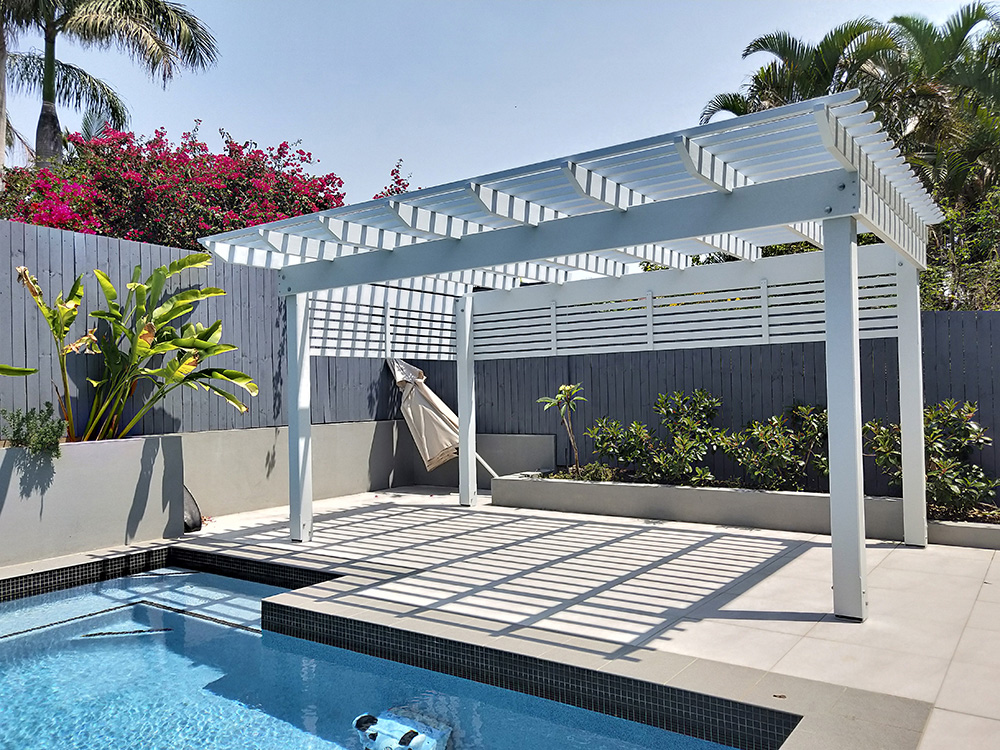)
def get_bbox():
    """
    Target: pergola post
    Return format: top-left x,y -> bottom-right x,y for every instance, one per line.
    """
456,294 -> 478,507
286,292 -> 314,542
823,216 -> 868,621
897,262 -> 927,546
